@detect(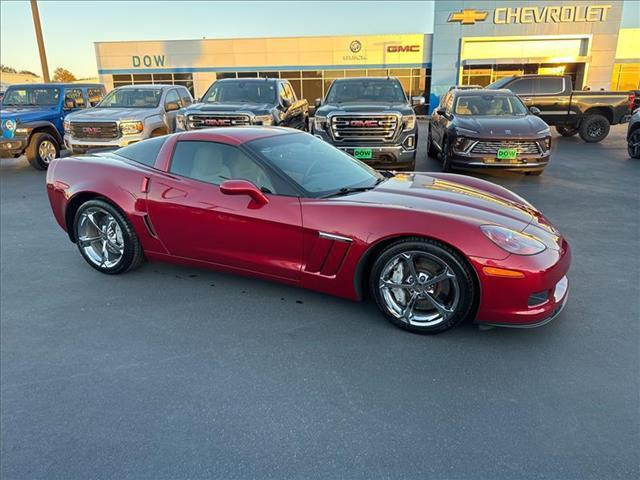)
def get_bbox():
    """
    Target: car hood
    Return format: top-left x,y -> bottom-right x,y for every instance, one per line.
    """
454,115 -> 548,137
317,102 -> 413,116
339,173 -> 536,231
67,107 -> 155,122
0,106 -> 58,123
186,103 -> 274,115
